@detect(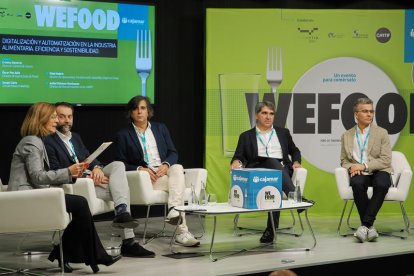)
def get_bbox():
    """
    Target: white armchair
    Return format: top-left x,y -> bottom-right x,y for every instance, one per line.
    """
127,168 -> 208,244
62,178 -> 114,216
335,151 -> 412,238
234,167 -> 308,237
0,188 -> 69,274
